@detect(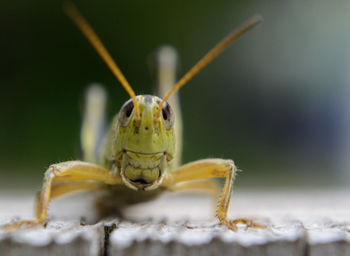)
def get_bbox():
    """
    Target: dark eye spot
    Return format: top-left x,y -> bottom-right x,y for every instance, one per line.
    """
161,102 -> 174,129
124,100 -> 134,117
119,99 -> 134,126
162,108 -> 168,120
